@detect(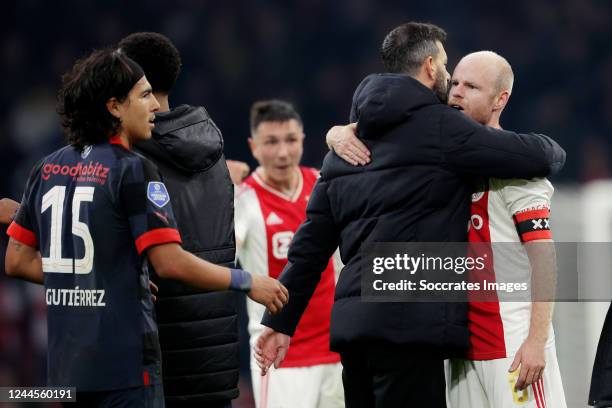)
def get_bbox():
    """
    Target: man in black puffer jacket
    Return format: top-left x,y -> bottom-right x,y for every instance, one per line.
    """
590,305 -> 612,407
257,22 -> 566,407
120,32 -> 239,408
